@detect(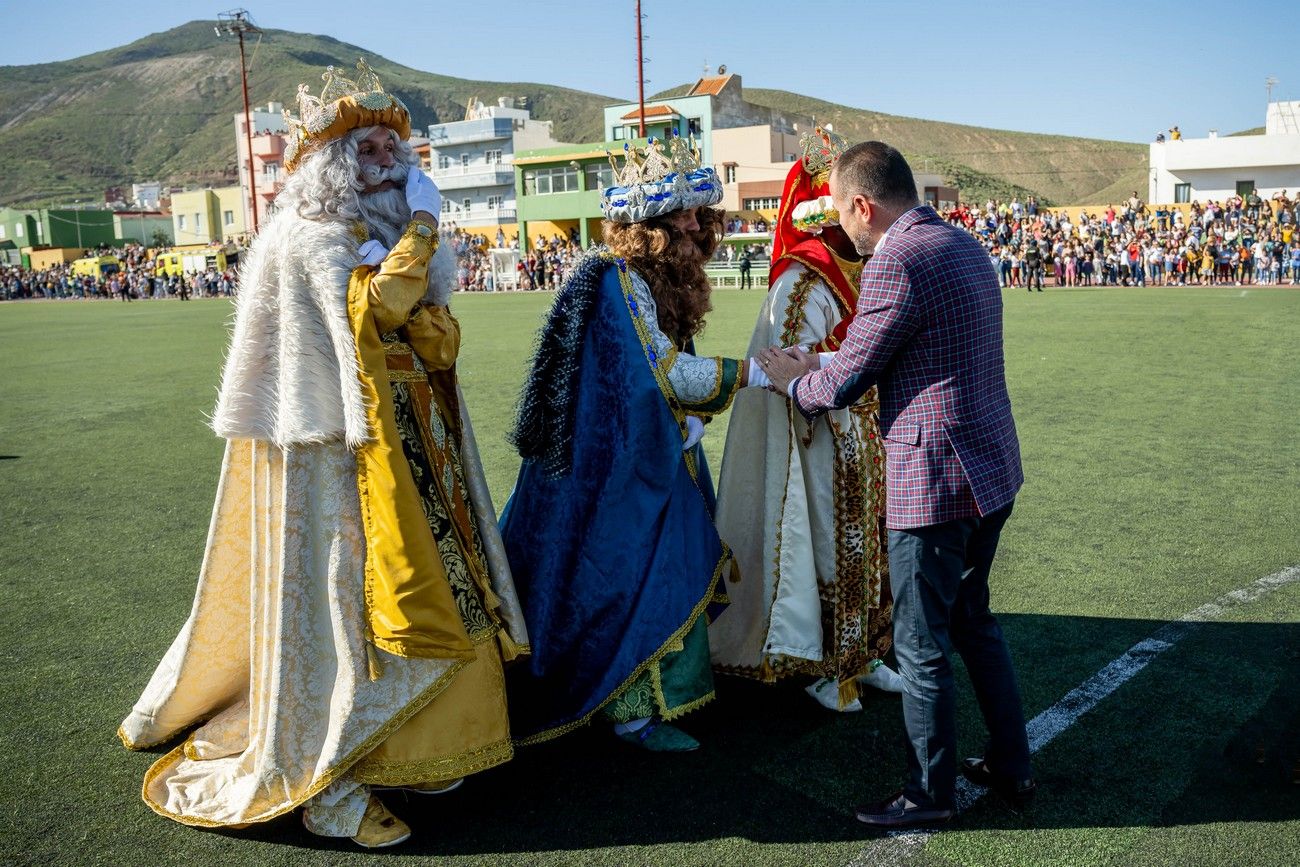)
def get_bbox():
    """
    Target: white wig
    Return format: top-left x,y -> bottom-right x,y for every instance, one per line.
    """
274,126 -> 454,304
